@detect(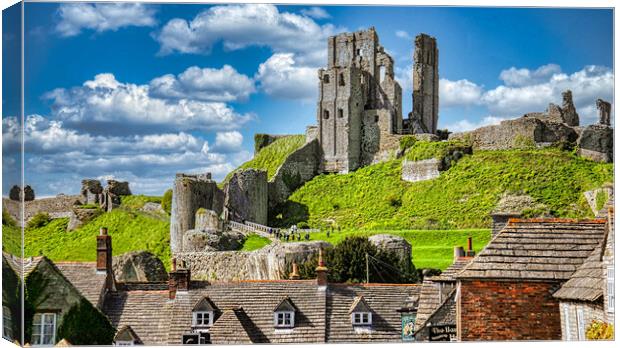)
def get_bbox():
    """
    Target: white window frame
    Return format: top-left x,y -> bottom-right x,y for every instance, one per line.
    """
351,312 -> 372,326
192,311 -> 213,327
607,266 -> 615,313
562,305 -> 571,341
3,306 -> 13,340
576,308 -> 585,341
274,311 -> 295,328
32,312 -> 57,346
